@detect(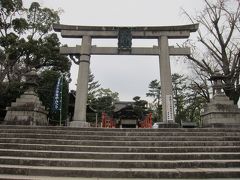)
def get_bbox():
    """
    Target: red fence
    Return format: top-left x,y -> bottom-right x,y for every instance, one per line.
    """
102,112 -> 152,128
101,112 -> 115,128
139,113 -> 152,128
